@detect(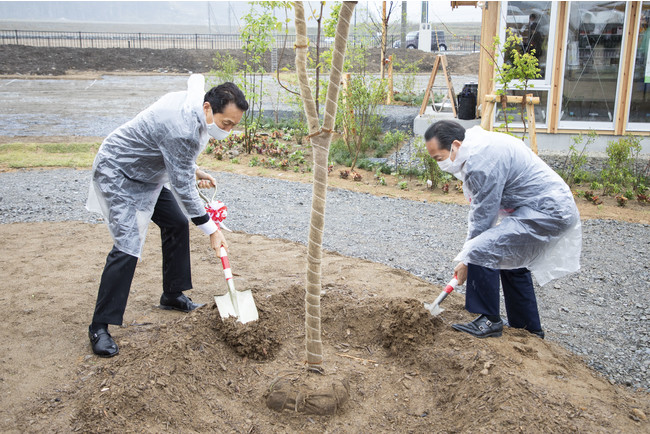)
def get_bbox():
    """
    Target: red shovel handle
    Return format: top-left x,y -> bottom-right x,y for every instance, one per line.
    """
219,247 -> 233,281
444,274 -> 459,294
